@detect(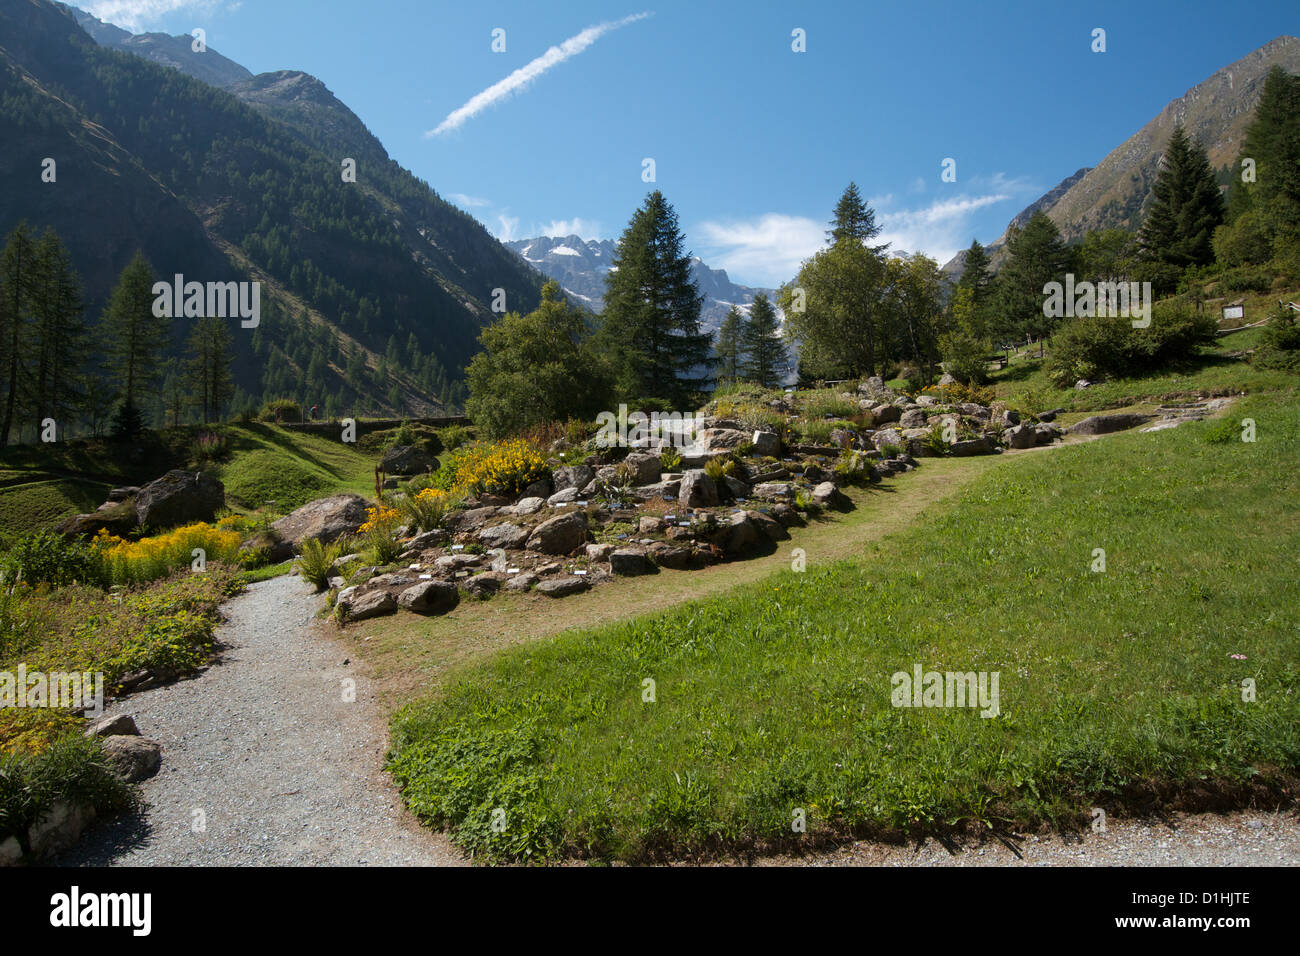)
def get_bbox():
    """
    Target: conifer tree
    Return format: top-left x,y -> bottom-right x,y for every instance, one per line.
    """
101,251 -> 167,436
599,191 -> 713,406
1137,124 -> 1225,268
828,181 -> 881,245
28,229 -> 88,431
714,306 -> 743,381
741,294 -> 786,387
0,223 -> 34,447
186,315 -> 234,424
